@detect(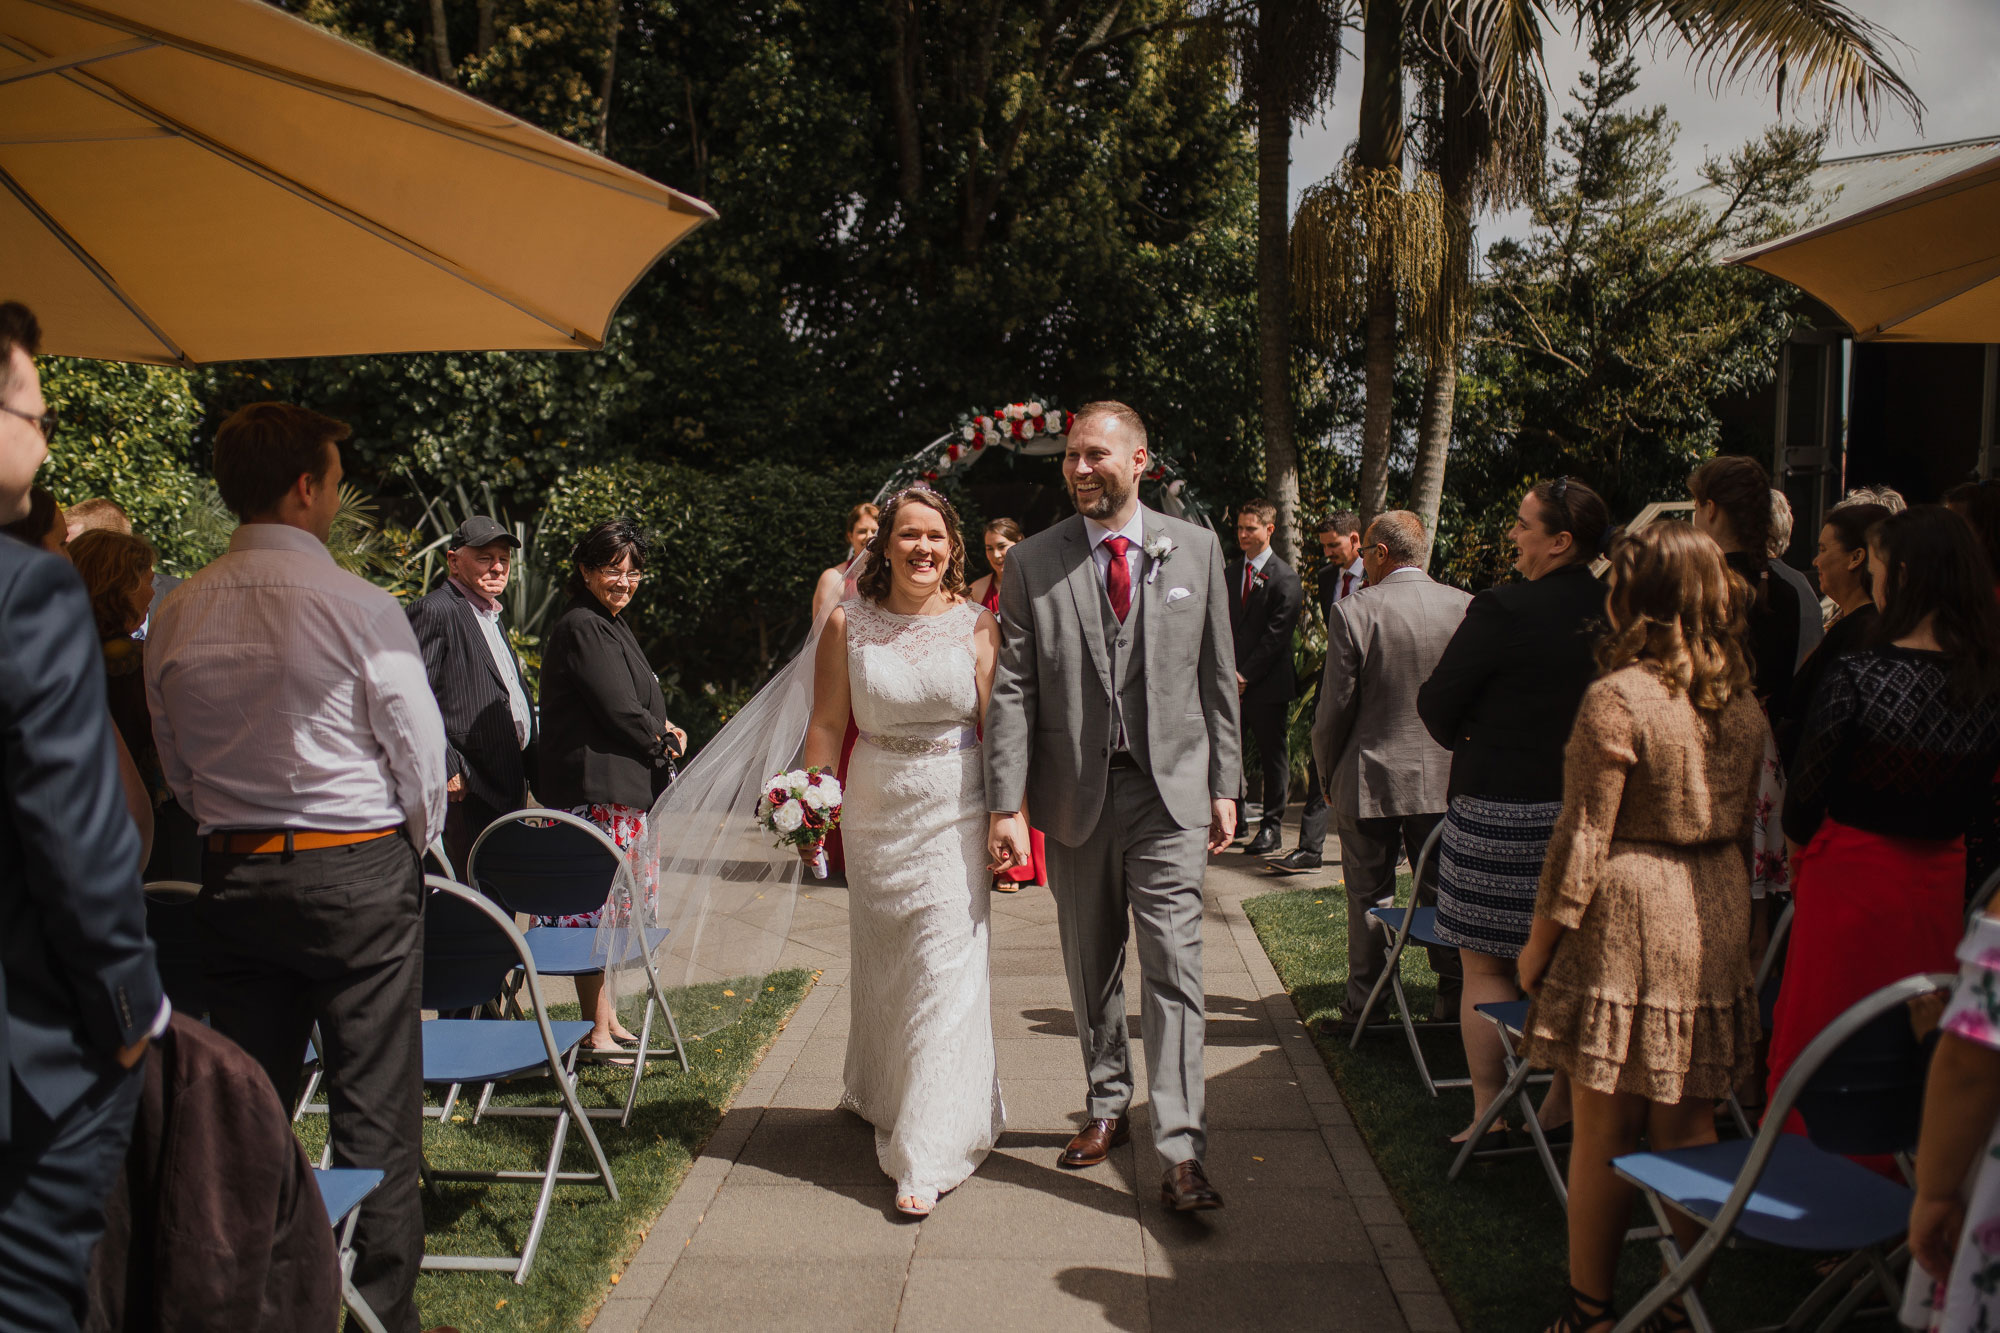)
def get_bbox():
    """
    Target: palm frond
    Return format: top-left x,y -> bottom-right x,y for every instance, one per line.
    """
1626,0 -> 1921,133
